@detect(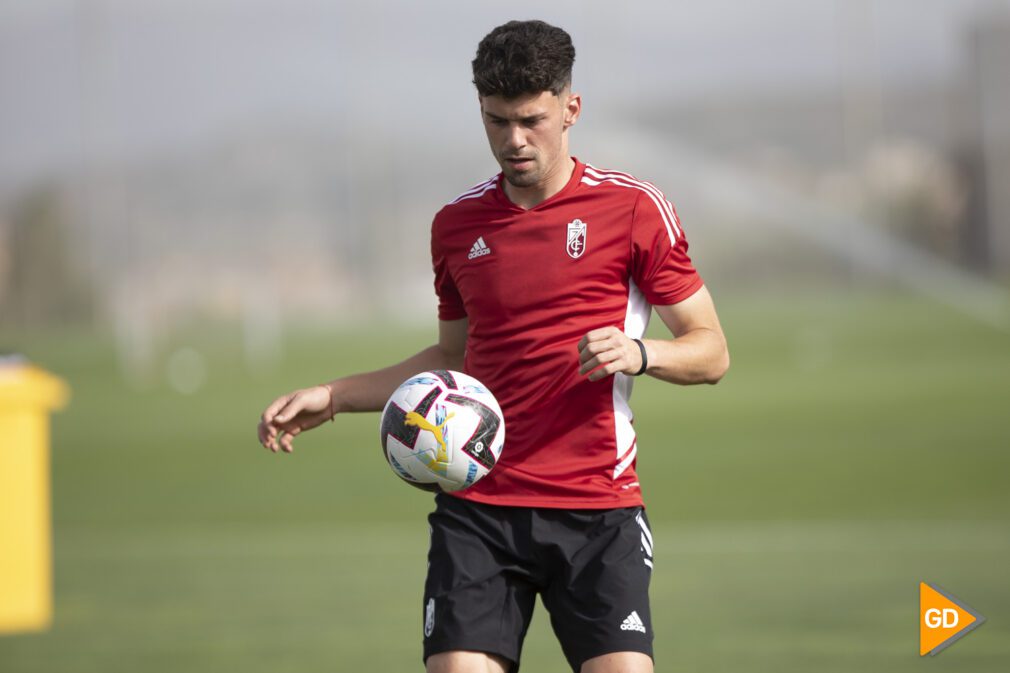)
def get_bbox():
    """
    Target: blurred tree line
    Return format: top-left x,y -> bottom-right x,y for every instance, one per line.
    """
0,186 -> 96,329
